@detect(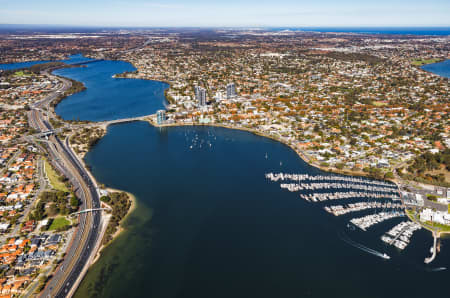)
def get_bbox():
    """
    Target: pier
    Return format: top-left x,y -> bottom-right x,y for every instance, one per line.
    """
425,232 -> 438,264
